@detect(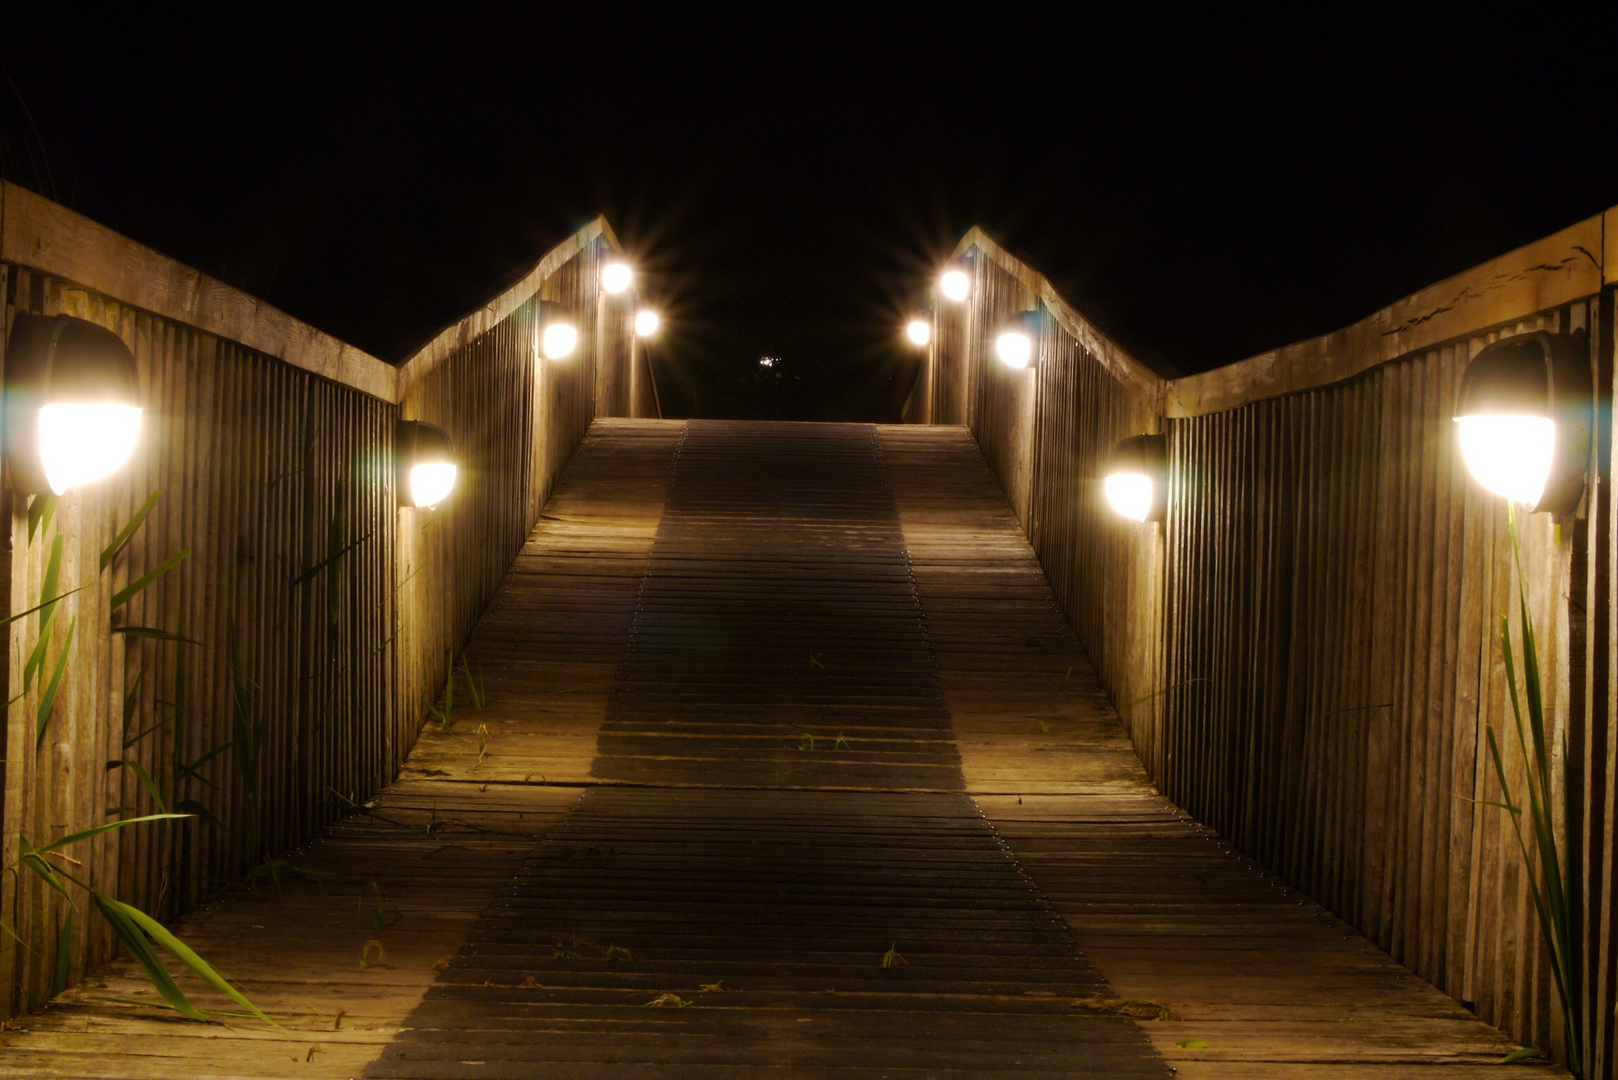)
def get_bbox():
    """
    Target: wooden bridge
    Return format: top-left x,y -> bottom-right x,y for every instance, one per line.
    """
0,183 -> 1615,1077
